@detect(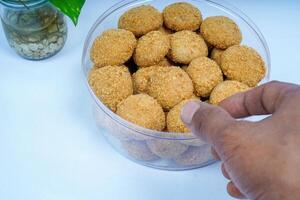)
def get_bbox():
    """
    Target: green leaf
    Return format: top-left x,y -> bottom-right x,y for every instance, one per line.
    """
49,0 -> 86,26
